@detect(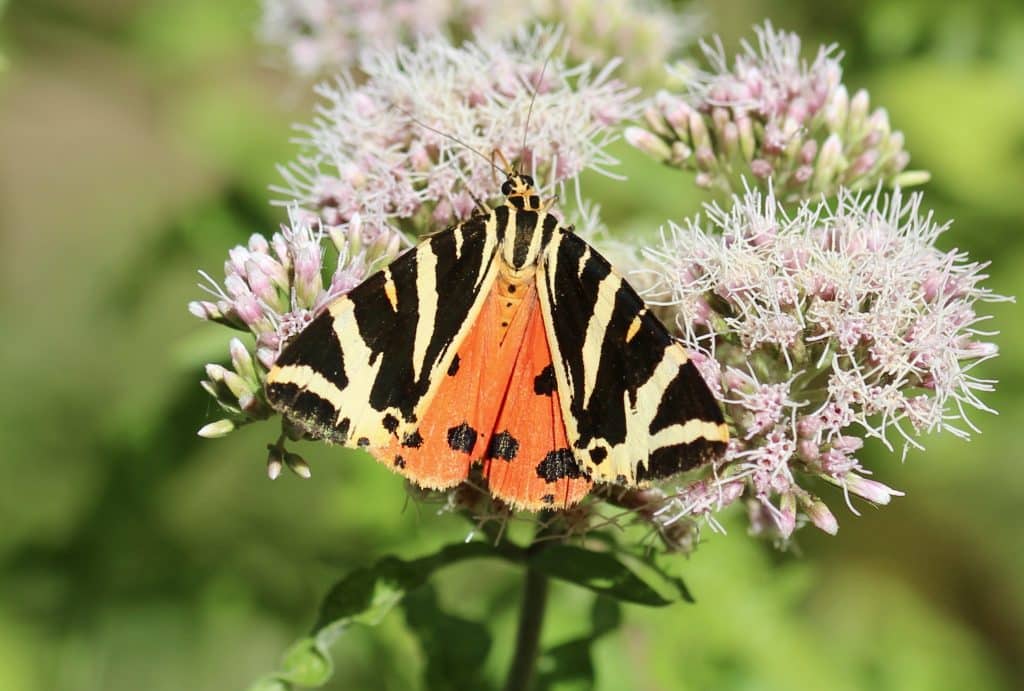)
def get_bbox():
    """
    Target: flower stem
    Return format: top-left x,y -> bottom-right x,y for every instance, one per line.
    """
503,515 -> 560,691
503,562 -> 550,691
